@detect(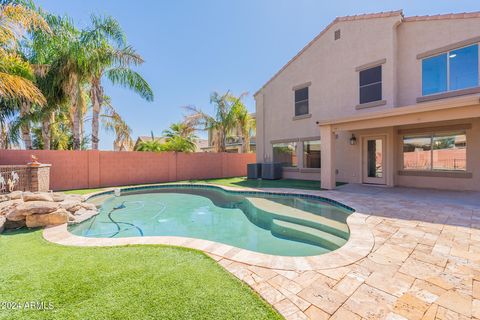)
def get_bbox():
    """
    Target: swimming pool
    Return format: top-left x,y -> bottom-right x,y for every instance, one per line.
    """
68,185 -> 353,257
